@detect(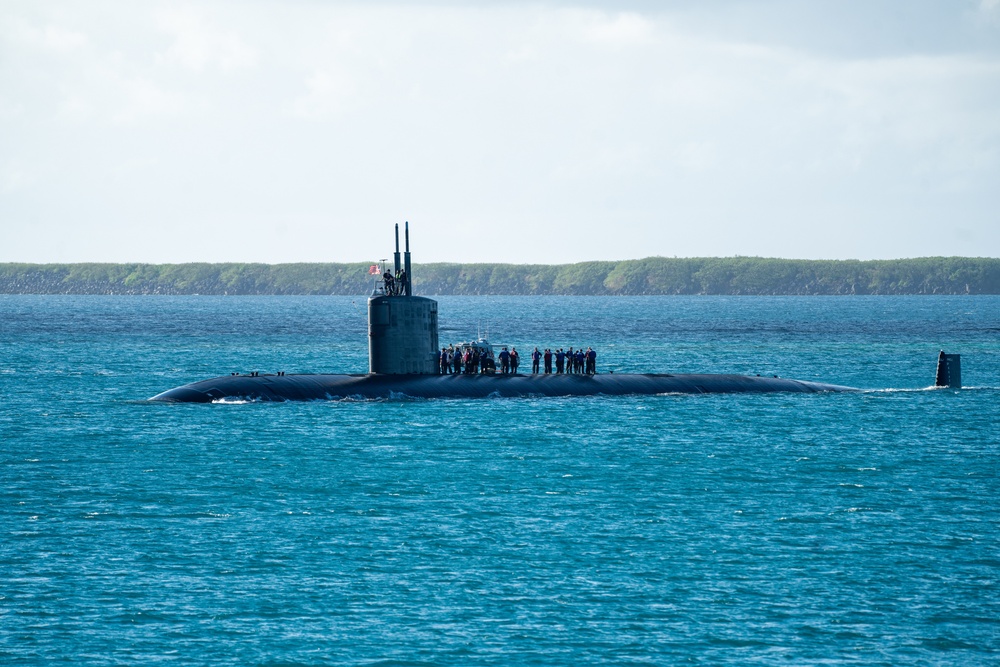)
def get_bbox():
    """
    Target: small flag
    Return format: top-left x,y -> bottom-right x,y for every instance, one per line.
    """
369,265 -> 380,275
